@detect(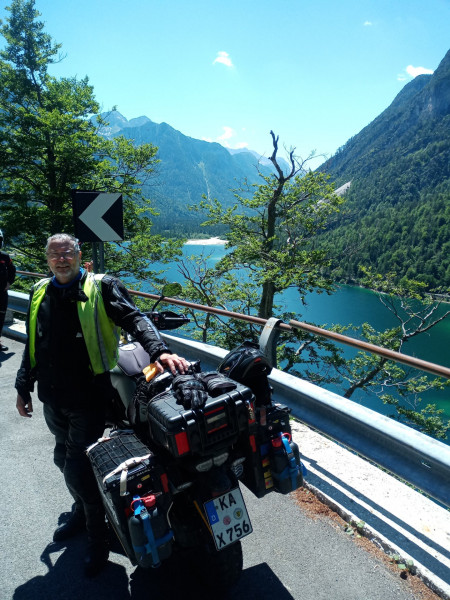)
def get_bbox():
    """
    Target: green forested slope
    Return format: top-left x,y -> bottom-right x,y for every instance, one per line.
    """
318,50 -> 450,289
98,114 -> 275,237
